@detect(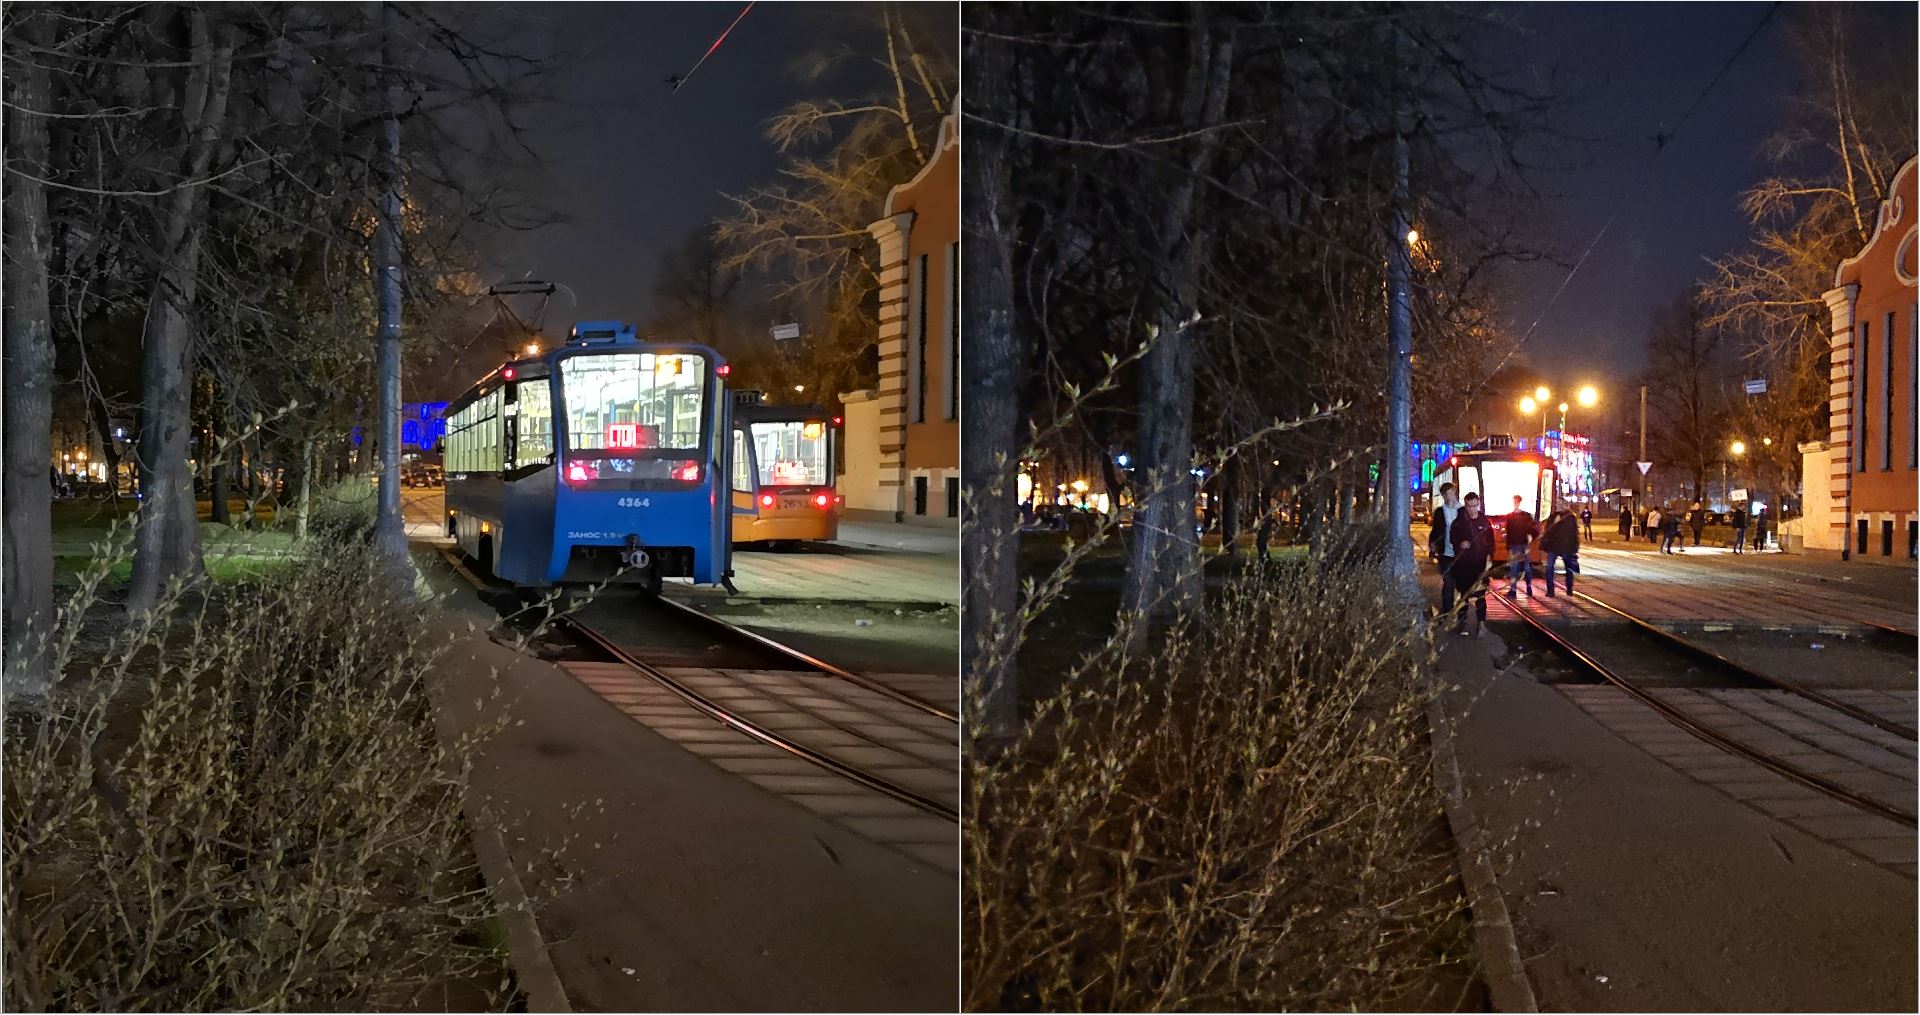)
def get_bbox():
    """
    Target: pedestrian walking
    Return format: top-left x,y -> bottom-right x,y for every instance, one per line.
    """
1618,504 -> 1632,539
1580,505 -> 1594,540
1427,482 -> 1464,621
1646,507 -> 1662,546
1731,505 -> 1749,554
1450,492 -> 1496,637
1502,494 -> 1539,596
1542,507 -> 1581,596
1688,500 -> 1706,547
1661,506 -> 1684,554
1753,508 -> 1769,552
